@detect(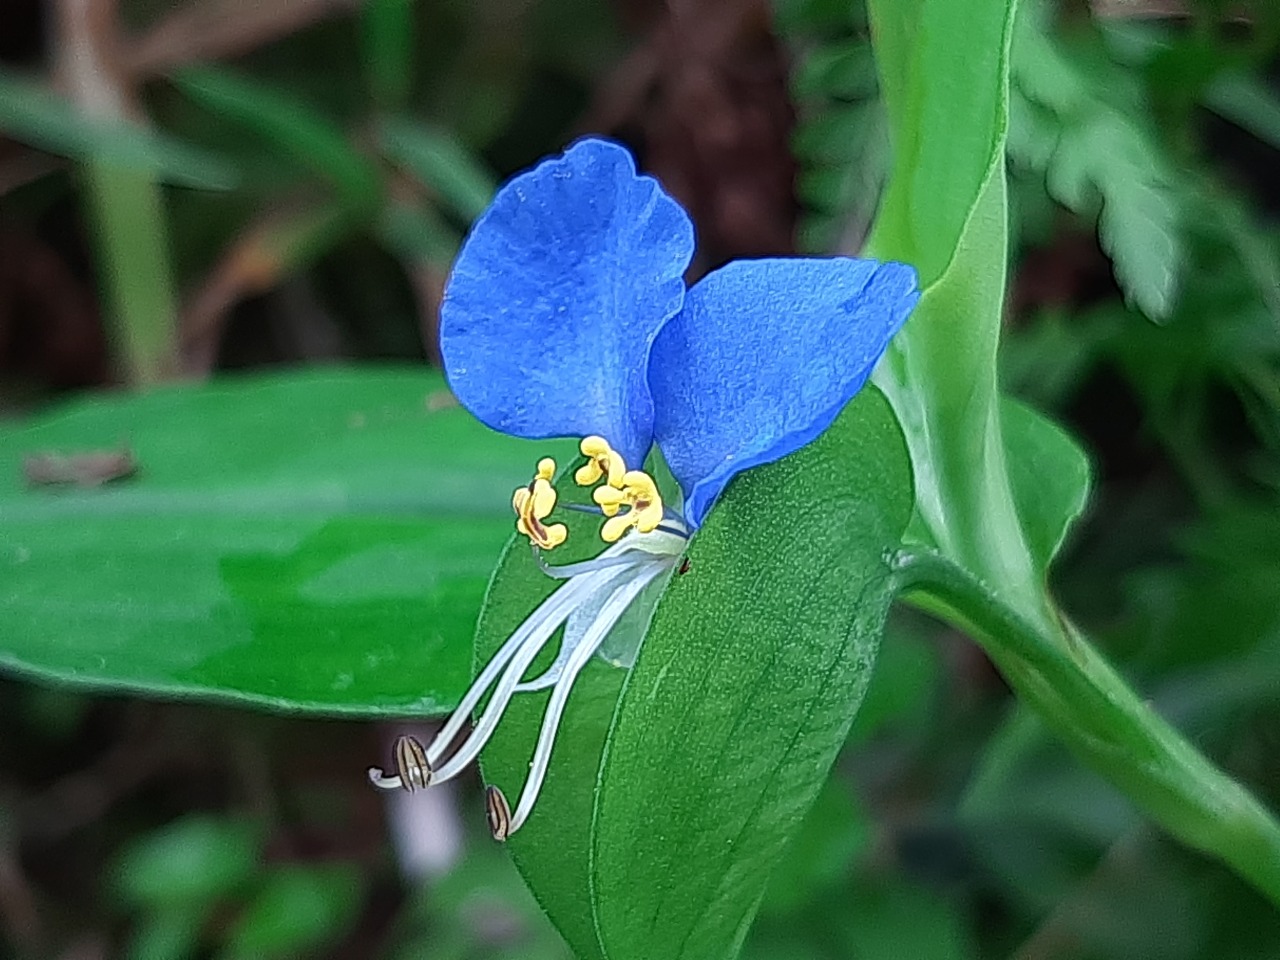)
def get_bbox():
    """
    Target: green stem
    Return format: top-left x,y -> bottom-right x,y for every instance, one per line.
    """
896,547 -> 1280,908
84,162 -> 180,385
55,0 -> 180,386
